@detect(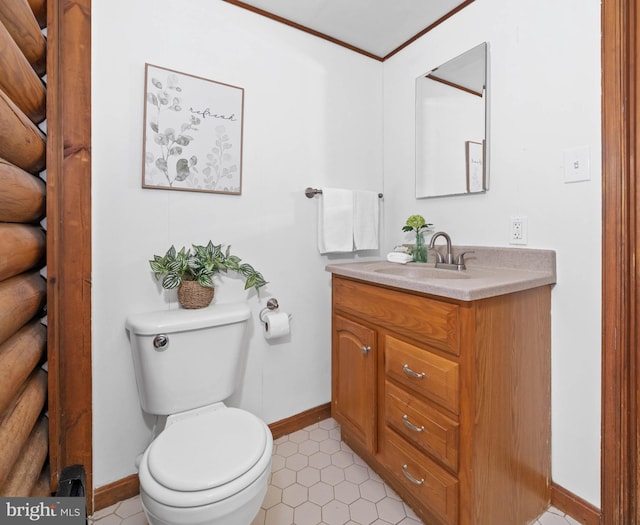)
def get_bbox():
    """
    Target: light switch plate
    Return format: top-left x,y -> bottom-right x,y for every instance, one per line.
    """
564,146 -> 591,183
